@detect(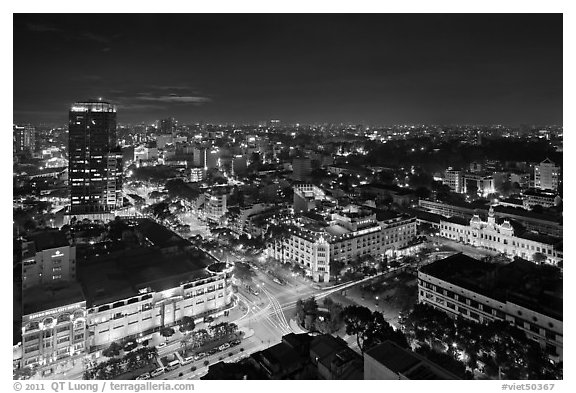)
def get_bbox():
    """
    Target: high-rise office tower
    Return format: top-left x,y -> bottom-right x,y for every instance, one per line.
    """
68,100 -> 122,215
